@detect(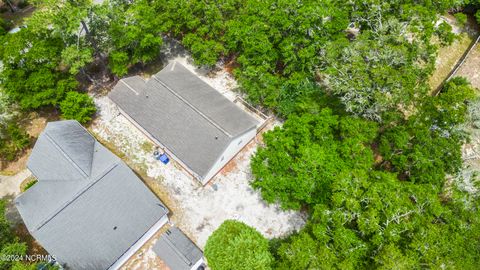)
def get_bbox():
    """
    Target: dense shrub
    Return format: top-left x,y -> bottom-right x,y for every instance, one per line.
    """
205,220 -> 273,270
436,21 -> 457,46
0,123 -> 30,162
59,91 -> 96,124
